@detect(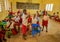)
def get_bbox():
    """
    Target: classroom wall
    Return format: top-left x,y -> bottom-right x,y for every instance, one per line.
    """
0,0 -> 60,20
0,0 -> 11,20
11,0 -> 41,14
